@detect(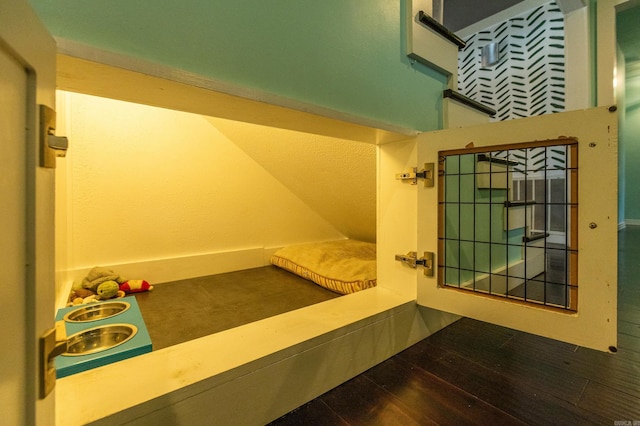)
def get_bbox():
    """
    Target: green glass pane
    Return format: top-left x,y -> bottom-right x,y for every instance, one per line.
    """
459,154 -> 476,174
459,203 -> 475,241
474,242 -> 491,274
444,175 -> 460,203
444,155 -> 459,175
460,174 -> 476,203
444,203 -> 459,239
444,239 -> 459,269
475,204 -> 491,242
459,240 -> 475,272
